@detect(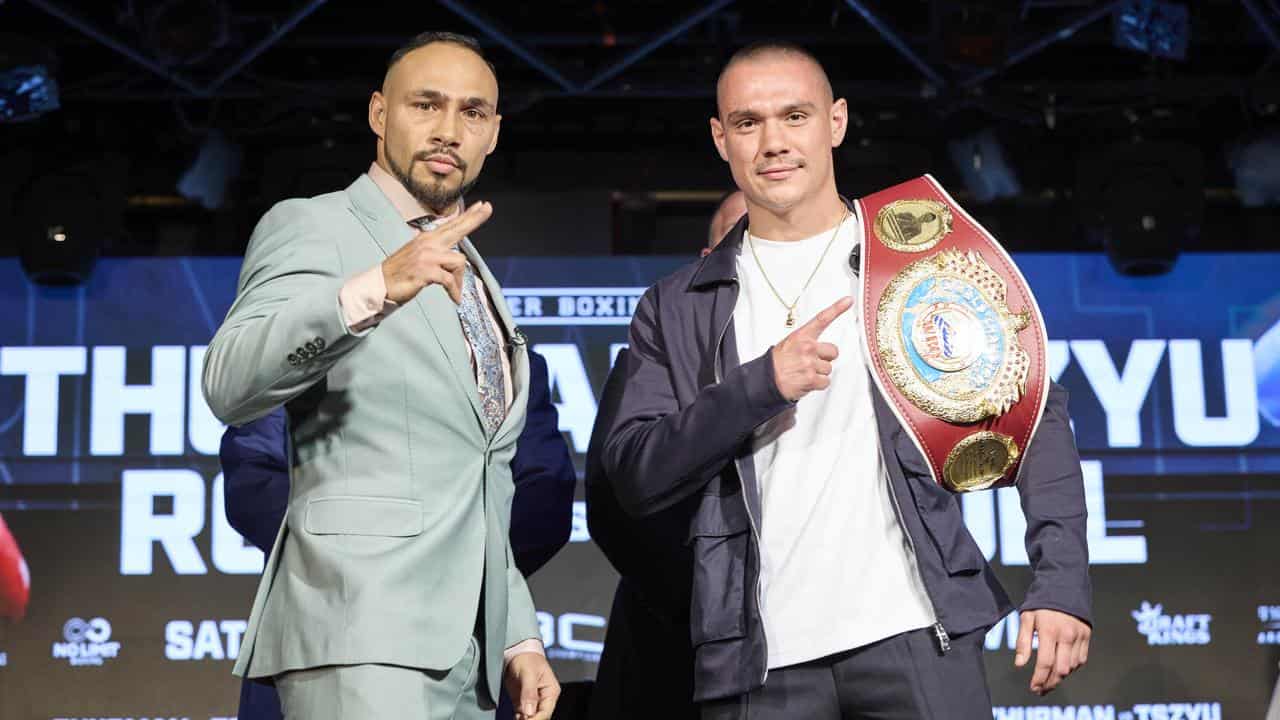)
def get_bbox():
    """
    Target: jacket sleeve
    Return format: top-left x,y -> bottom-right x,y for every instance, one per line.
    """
219,407 -> 290,553
1017,382 -> 1093,625
504,539 -> 543,649
202,200 -> 367,427
601,286 -> 793,517
508,350 -> 576,577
